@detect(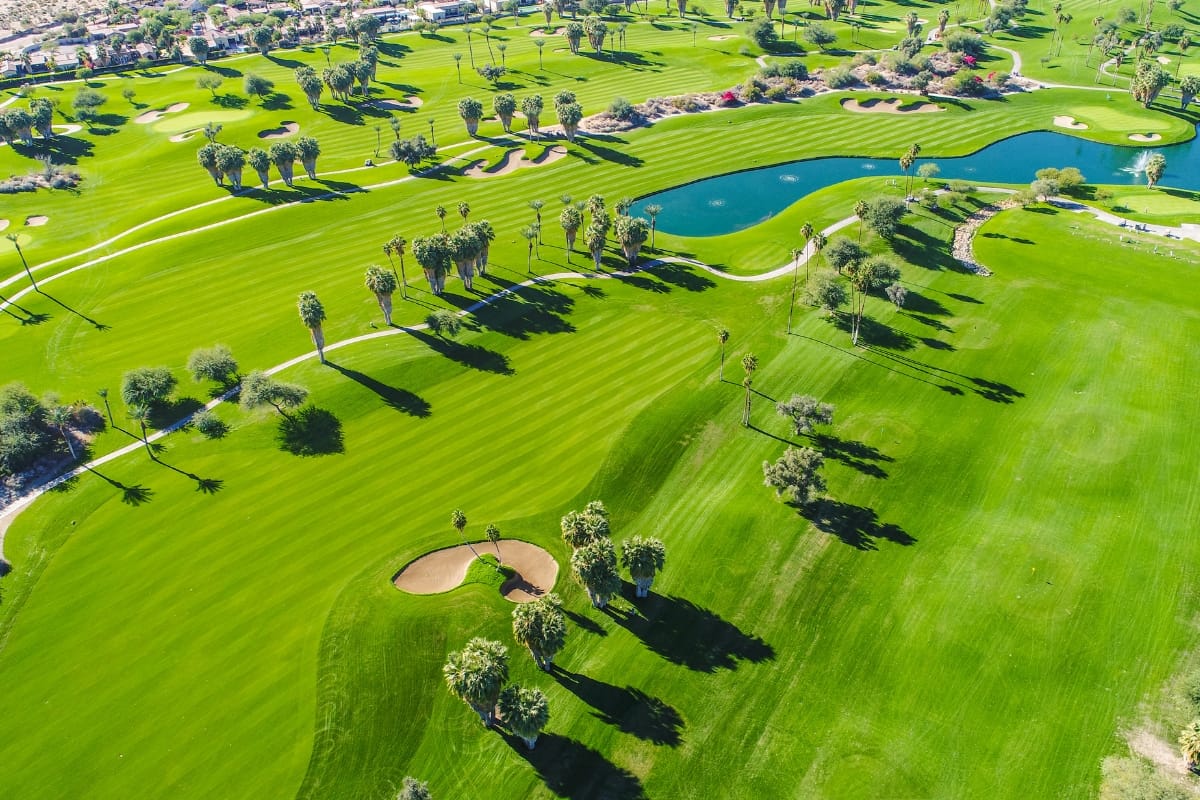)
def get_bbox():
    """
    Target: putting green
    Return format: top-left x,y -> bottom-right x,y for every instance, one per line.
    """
153,110 -> 254,134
